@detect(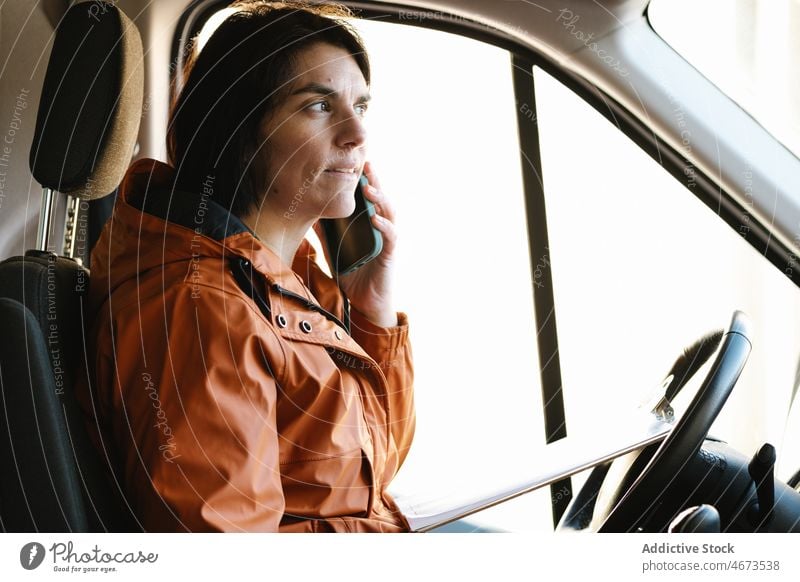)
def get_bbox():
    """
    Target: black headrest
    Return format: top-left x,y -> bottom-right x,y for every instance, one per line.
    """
29,1 -> 143,199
